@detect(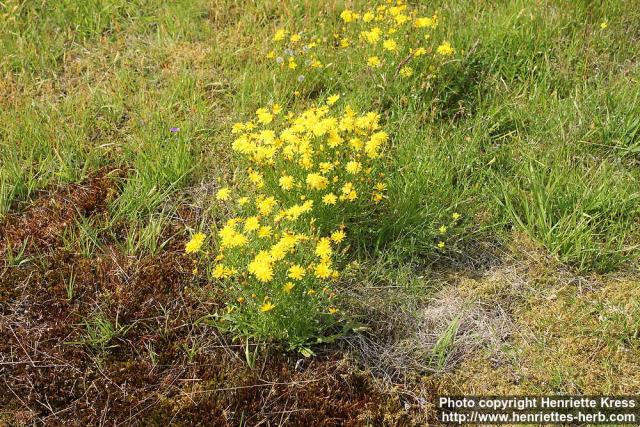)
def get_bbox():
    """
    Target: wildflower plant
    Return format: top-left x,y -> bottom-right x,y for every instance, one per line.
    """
189,99 -> 389,350
265,0 -> 455,96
